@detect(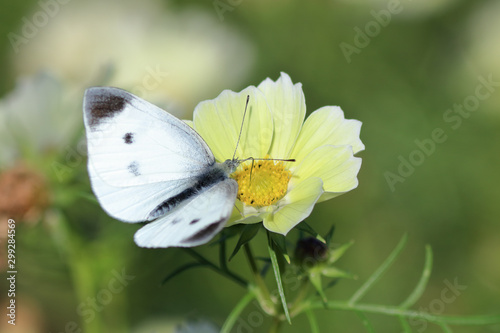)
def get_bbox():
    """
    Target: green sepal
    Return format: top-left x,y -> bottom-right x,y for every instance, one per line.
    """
308,269 -> 327,303
268,232 -> 290,264
324,225 -> 336,246
229,223 -> 261,261
296,222 -> 326,243
321,266 -> 356,279
328,240 -> 354,264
